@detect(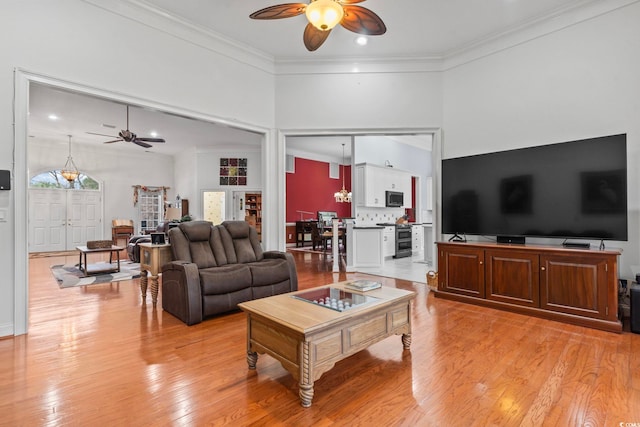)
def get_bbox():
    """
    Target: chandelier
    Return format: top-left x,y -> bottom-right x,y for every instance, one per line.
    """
334,143 -> 351,203
60,135 -> 80,183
